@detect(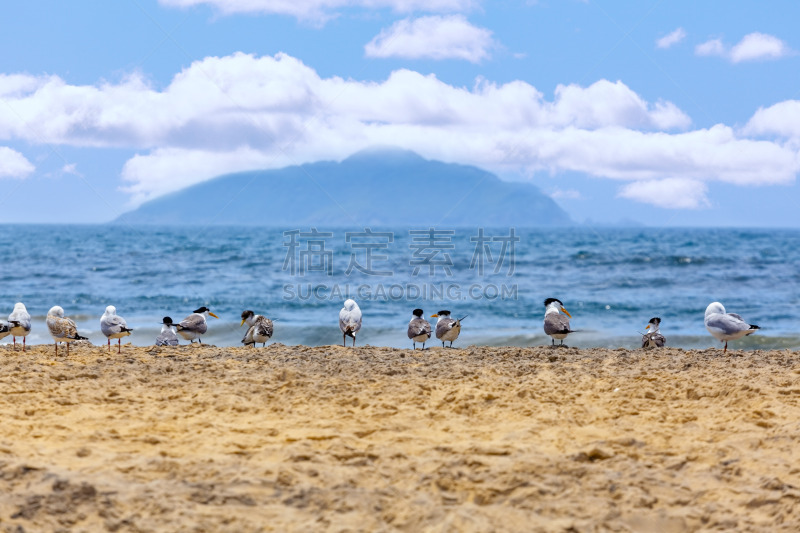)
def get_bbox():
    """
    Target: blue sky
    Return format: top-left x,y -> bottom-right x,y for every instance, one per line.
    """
0,0 -> 798,226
